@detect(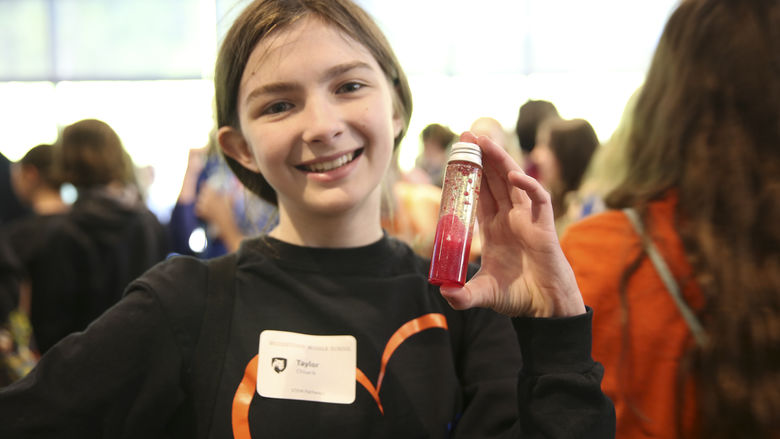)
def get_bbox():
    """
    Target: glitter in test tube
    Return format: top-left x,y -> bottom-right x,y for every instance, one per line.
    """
429,142 -> 482,287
